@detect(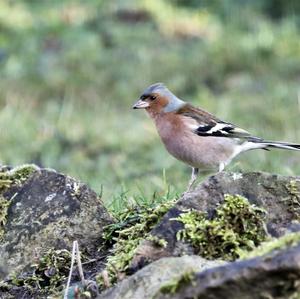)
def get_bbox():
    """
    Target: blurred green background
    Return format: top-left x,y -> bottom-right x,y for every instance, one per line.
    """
0,0 -> 300,210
